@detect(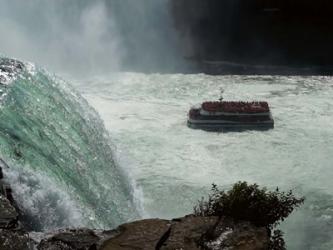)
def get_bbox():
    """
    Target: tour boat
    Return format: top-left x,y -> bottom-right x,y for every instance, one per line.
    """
187,99 -> 274,131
